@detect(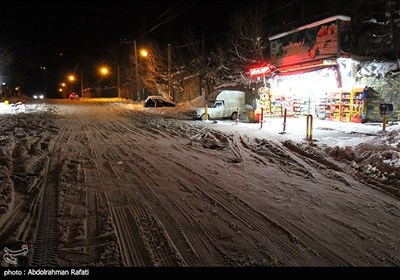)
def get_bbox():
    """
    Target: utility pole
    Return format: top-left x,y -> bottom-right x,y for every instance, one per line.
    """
117,64 -> 121,98
202,31 -> 210,99
80,66 -> 84,98
134,40 -> 140,101
168,43 -> 172,100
